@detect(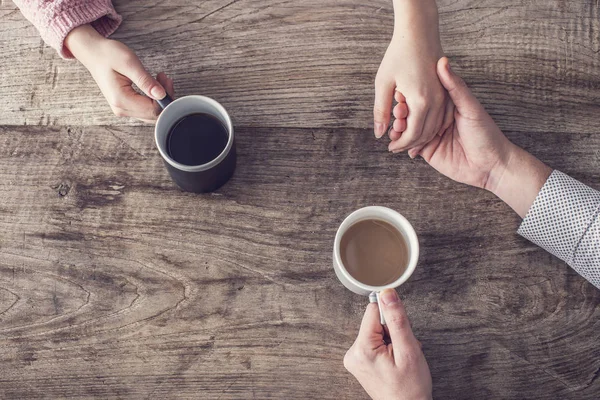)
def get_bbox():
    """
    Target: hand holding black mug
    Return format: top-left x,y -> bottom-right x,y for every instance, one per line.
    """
155,95 -> 237,193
